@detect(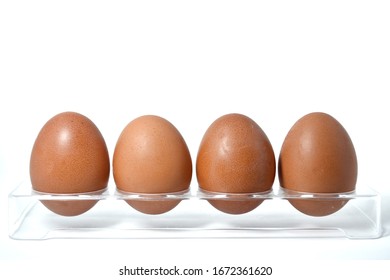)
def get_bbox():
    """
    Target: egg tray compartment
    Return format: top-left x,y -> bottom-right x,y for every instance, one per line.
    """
8,182 -> 382,240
